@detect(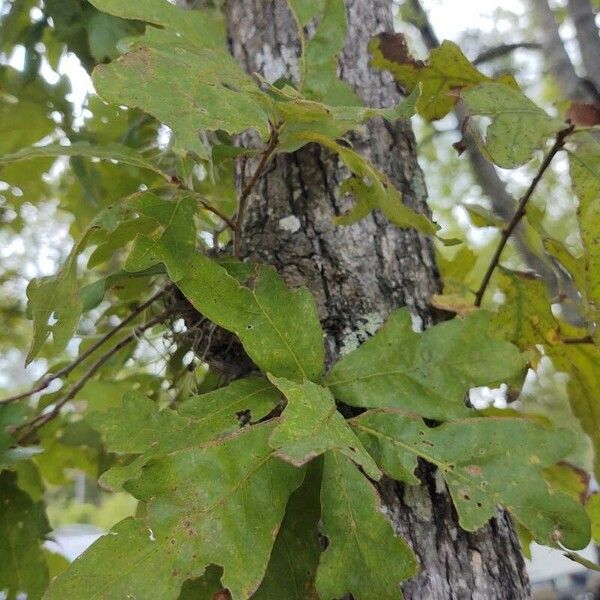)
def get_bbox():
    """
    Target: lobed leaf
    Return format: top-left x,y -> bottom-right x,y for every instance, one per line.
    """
177,255 -> 325,381
461,82 -> 564,168
352,410 -> 591,549
326,308 -> 526,420
316,450 -> 417,599
268,375 -> 380,479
